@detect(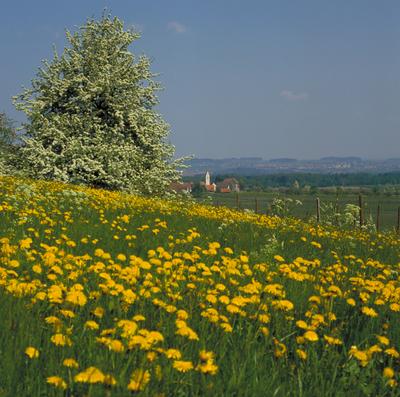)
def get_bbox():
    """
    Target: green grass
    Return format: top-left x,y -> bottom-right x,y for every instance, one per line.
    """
1,176 -> 400,396
195,191 -> 400,230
